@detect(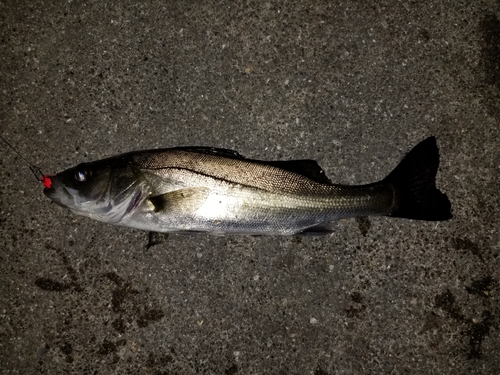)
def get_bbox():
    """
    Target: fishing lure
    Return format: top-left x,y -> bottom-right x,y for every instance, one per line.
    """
1,135 -> 52,189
